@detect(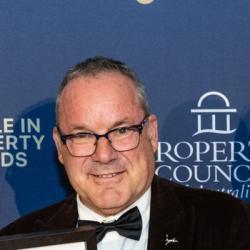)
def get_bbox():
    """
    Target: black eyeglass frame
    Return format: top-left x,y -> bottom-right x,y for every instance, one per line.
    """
56,115 -> 150,156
